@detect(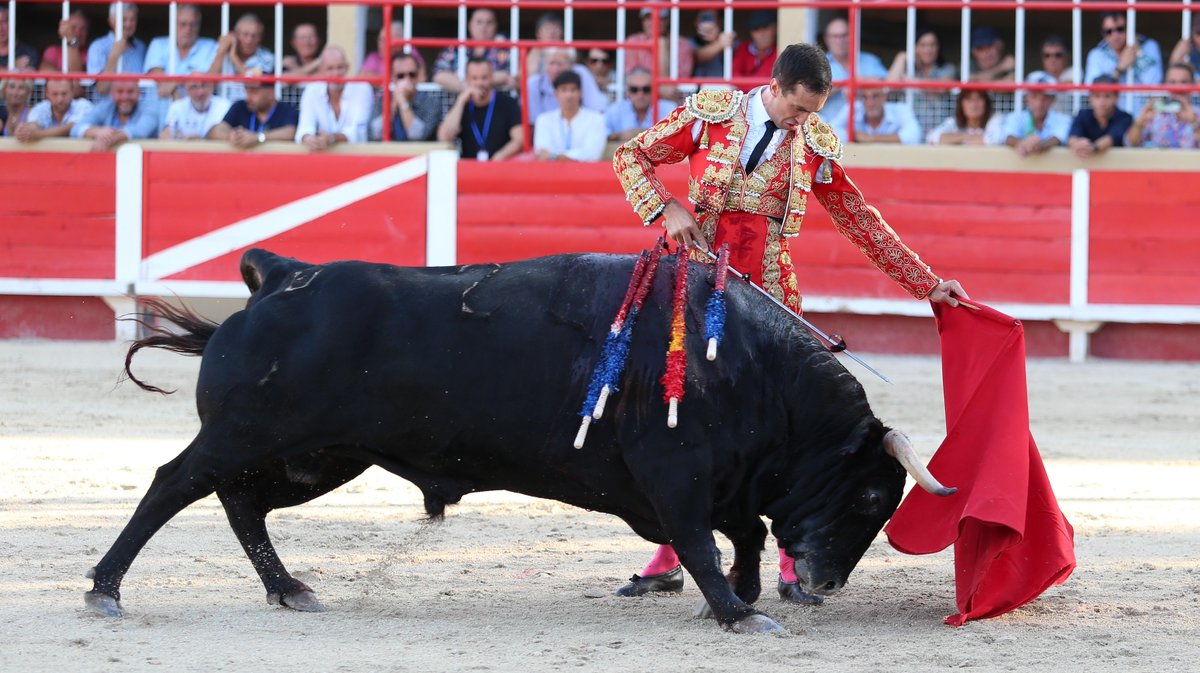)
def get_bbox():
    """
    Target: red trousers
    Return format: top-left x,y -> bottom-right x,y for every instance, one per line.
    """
700,210 -> 803,313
